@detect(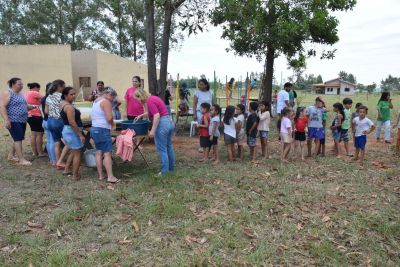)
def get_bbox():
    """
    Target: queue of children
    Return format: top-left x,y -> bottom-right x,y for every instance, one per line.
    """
195,91 -> 397,166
